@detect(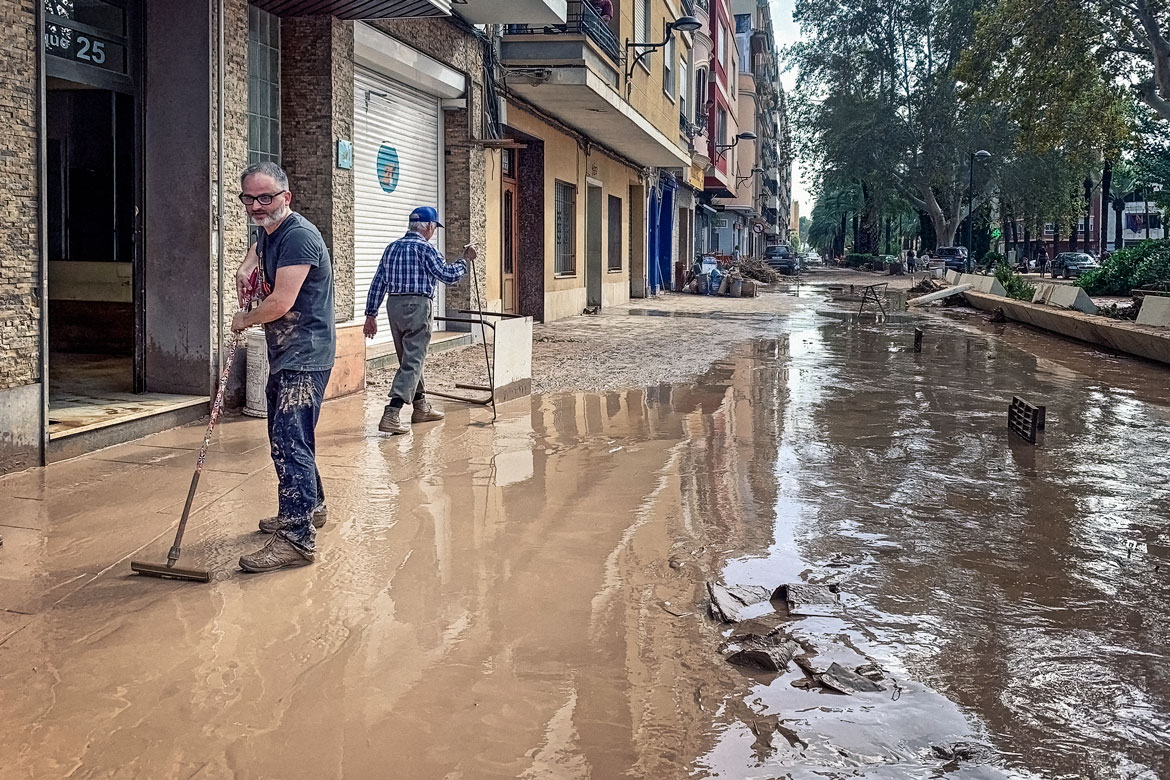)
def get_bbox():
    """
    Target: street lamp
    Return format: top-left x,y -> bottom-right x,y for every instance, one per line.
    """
625,16 -> 703,82
735,166 -> 765,186
714,131 -> 756,162
965,149 -> 991,271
